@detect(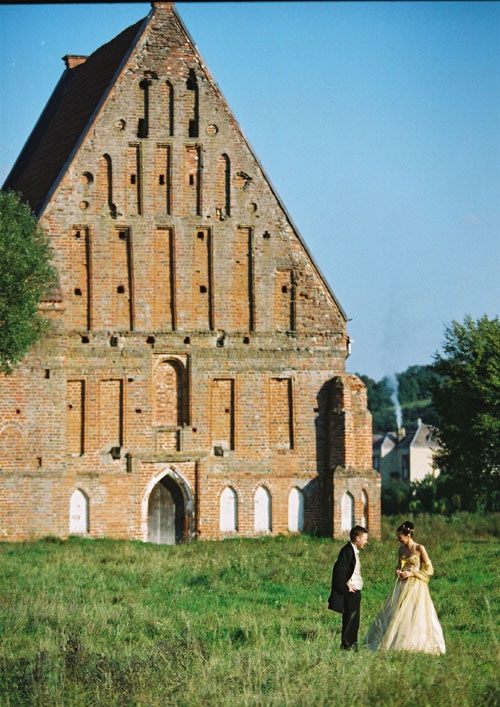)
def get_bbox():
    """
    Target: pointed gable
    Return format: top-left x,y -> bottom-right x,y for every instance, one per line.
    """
4,2 -> 346,324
